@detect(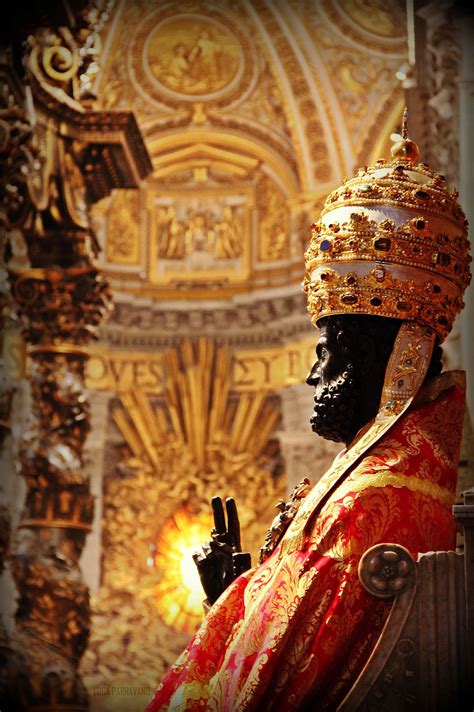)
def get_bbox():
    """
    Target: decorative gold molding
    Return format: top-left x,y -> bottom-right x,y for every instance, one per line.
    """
320,0 -> 406,52
256,173 -> 290,261
104,189 -> 141,265
252,0 -> 330,189
152,143 -> 260,178
85,336 -> 316,394
29,344 -> 90,357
